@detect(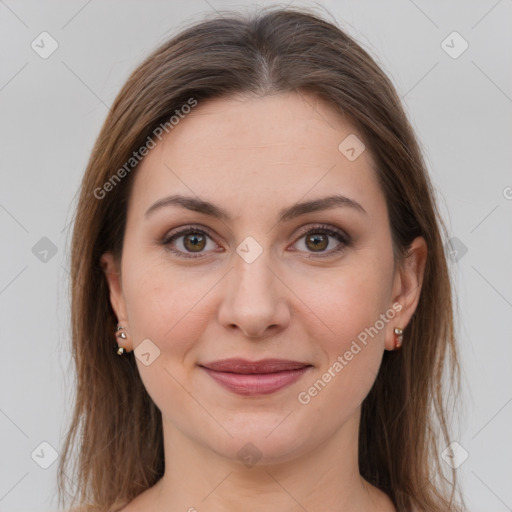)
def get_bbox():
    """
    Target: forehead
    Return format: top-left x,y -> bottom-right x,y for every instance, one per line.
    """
128,92 -> 384,221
